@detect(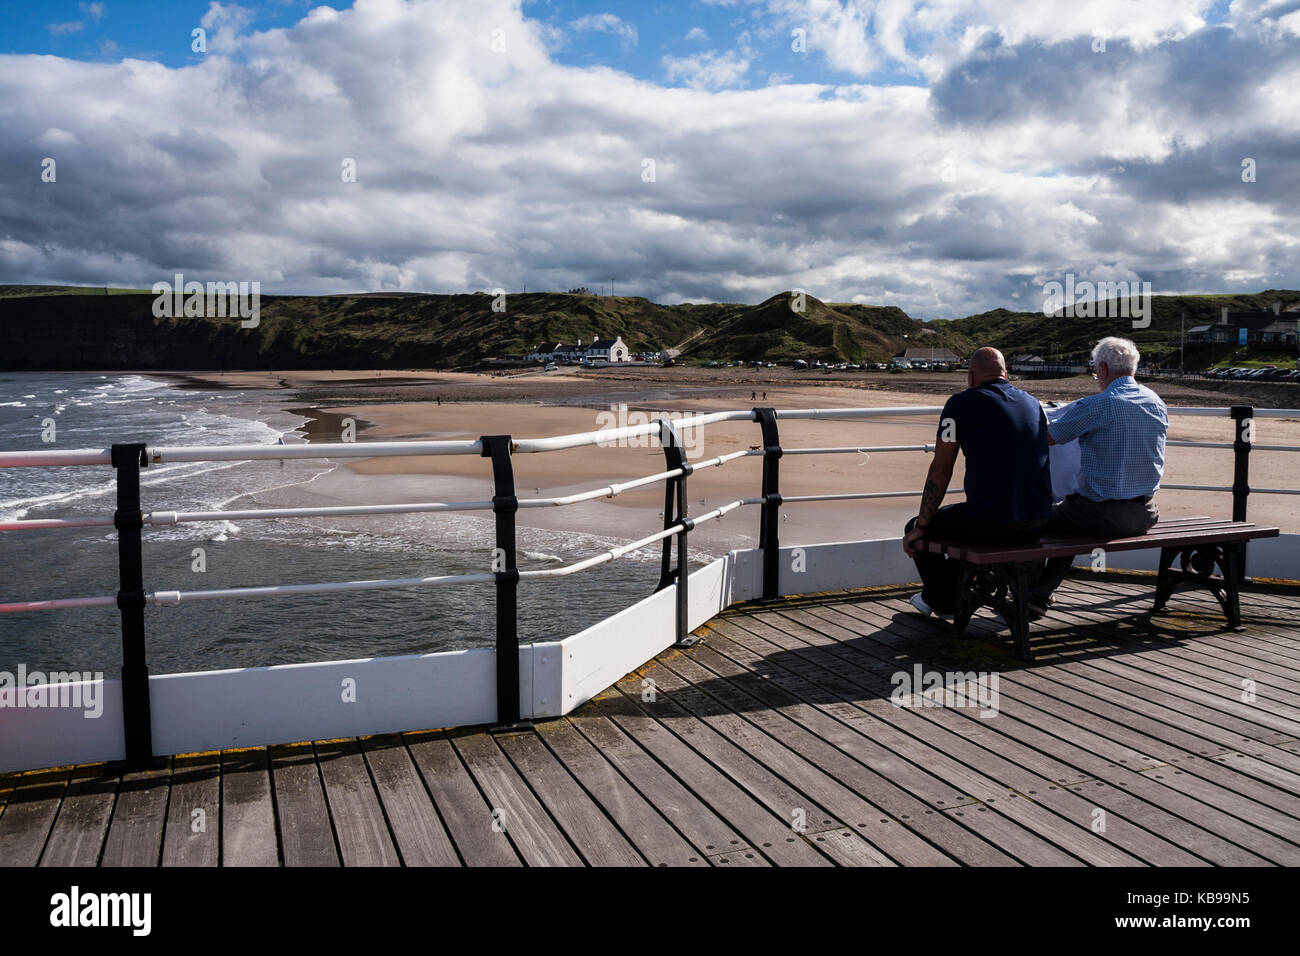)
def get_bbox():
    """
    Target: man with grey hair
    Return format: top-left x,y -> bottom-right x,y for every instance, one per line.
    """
1031,336 -> 1168,613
